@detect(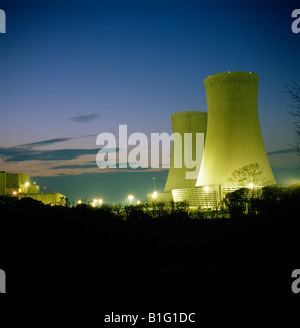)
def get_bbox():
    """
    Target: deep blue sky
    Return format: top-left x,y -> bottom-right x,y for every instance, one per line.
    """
0,0 -> 299,203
